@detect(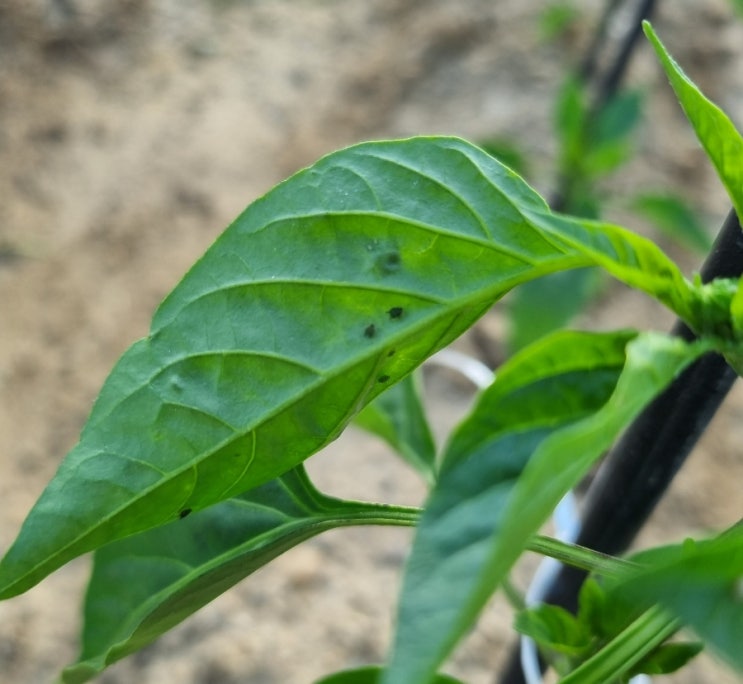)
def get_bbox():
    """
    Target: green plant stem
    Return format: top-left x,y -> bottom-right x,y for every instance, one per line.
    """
526,536 -> 637,579
559,605 -> 679,684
